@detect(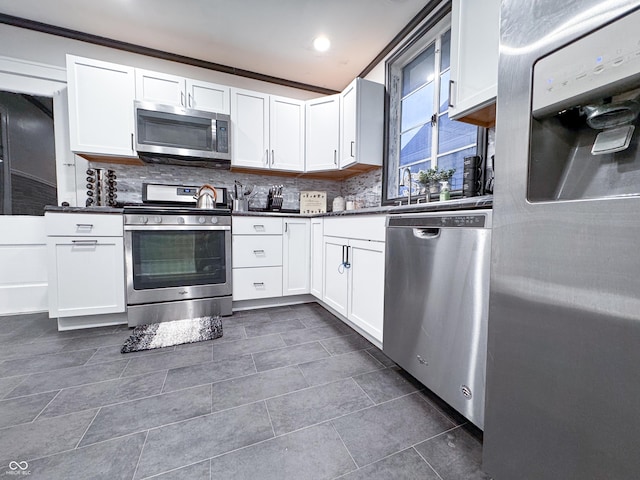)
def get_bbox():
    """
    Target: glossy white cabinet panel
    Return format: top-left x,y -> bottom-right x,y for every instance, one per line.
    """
449,0 -> 499,122
282,219 -> 310,296
233,235 -> 283,268
66,55 -> 136,157
232,216 -> 283,235
310,218 -> 324,299
233,266 -> 283,301
306,95 -> 340,172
